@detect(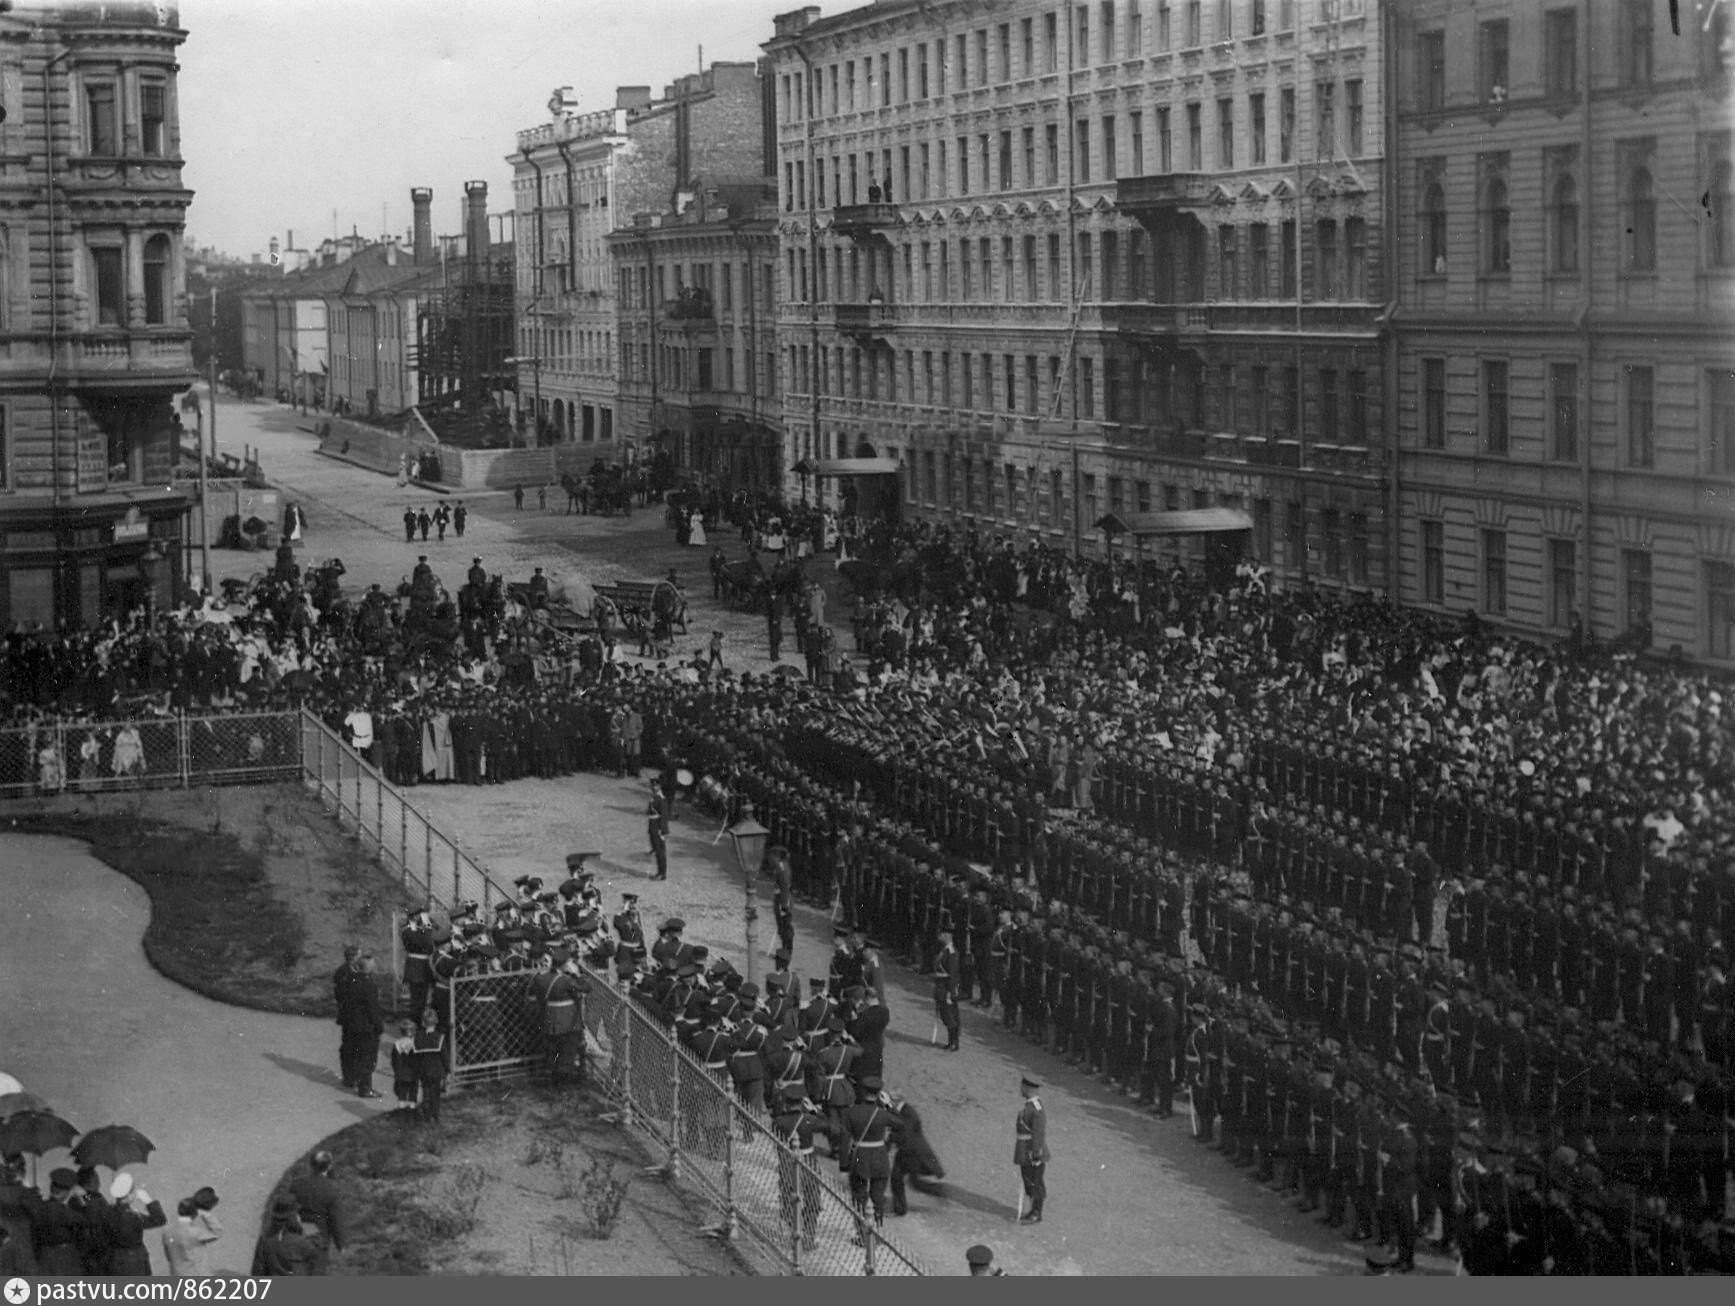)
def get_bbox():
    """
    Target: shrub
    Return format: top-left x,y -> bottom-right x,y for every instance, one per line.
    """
575,1157 -> 628,1239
